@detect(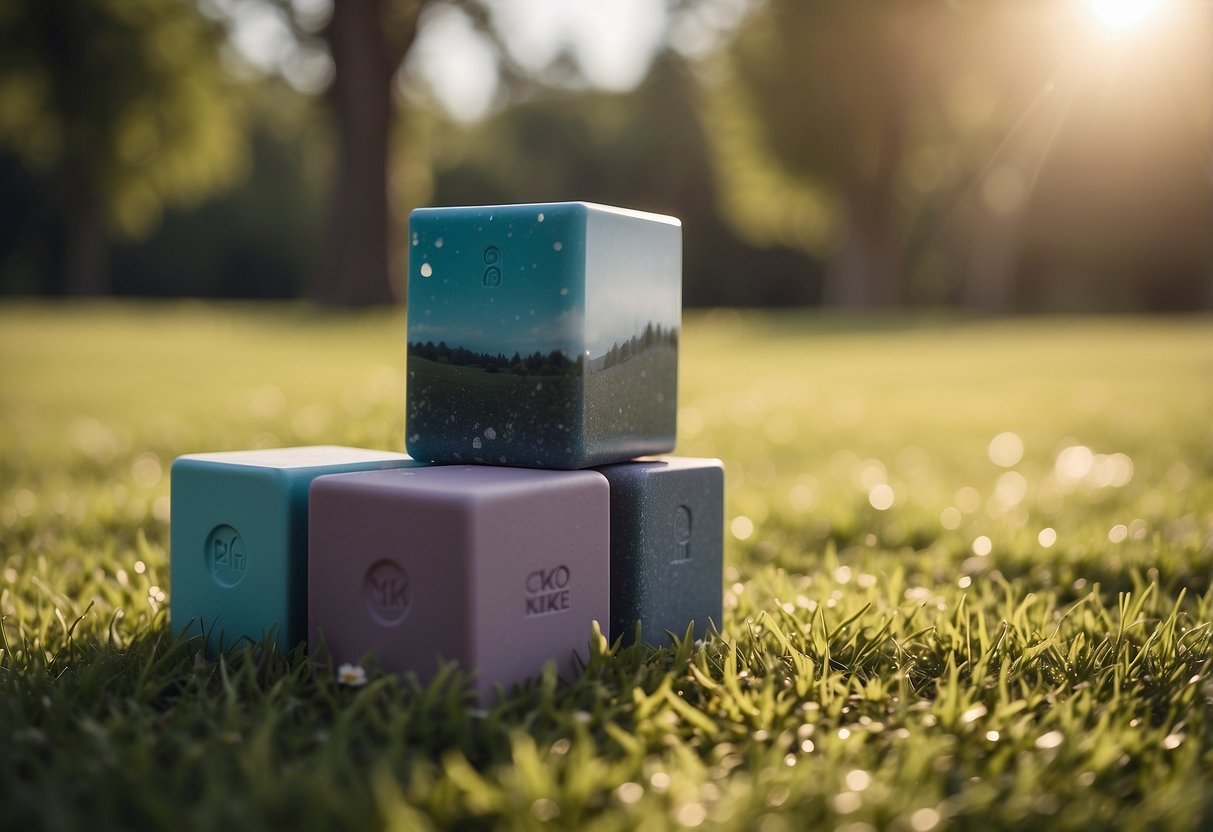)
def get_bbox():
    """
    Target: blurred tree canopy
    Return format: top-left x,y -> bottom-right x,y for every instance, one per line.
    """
414,54 -> 819,306
703,0 -> 1213,309
0,0 -> 1209,309
0,0 -> 248,295
110,82 -> 329,300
